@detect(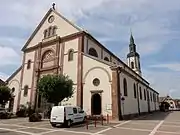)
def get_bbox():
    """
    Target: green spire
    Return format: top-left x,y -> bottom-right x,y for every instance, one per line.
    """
130,30 -> 134,45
